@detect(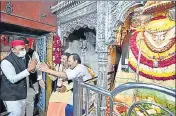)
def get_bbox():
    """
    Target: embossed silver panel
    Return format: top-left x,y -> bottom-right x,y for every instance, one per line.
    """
36,36 -> 47,111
